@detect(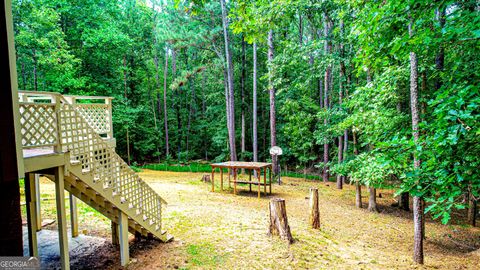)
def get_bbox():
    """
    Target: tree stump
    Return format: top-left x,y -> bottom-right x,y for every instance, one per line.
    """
201,174 -> 211,183
309,188 -> 320,229
268,198 -> 293,243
